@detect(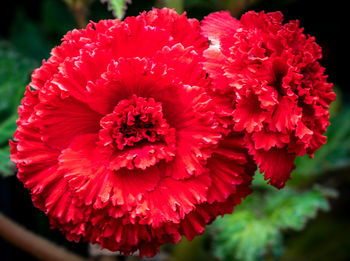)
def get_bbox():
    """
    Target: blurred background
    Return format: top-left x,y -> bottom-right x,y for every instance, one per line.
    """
0,0 -> 349,260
